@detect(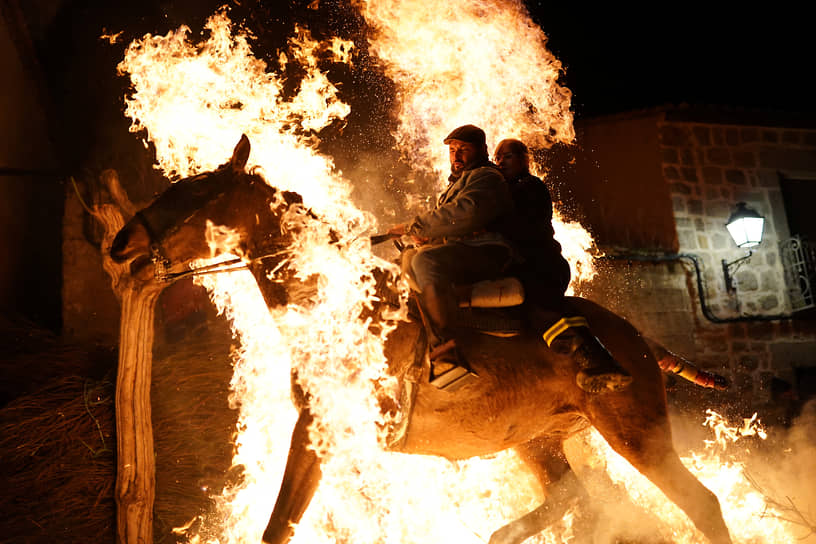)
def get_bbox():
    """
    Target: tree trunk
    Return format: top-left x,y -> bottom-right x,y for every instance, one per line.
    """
114,283 -> 162,544
89,170 -> 164,544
